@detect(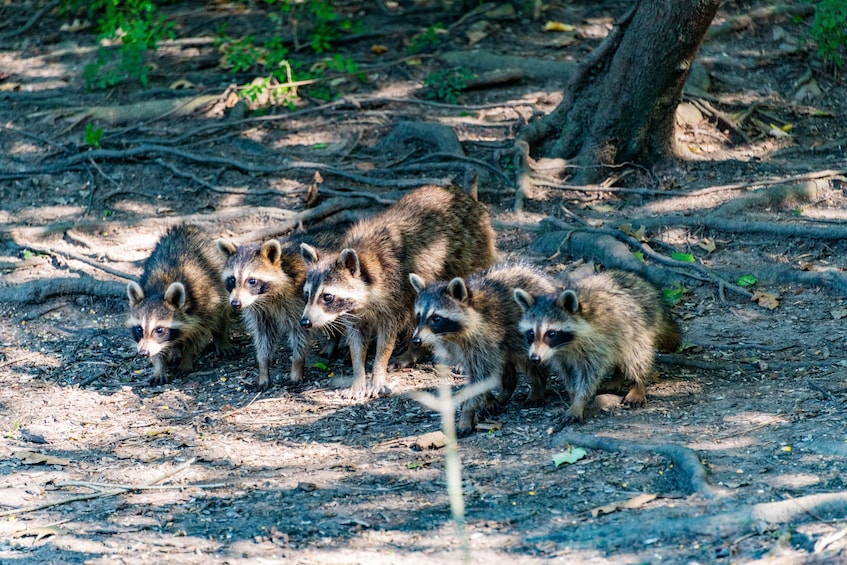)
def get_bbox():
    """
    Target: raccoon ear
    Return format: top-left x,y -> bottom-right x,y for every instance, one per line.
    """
216,238 -> 237,258
260,239 -> 282,265
513,288 -> 534,311
339,248 -> 360,278
300,243 -> 319,265
127,281 -> 144,307
164,282 -> 187,310
557,290 -> 579,314
409,273 -> 425,294
446,277 -> 469,302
